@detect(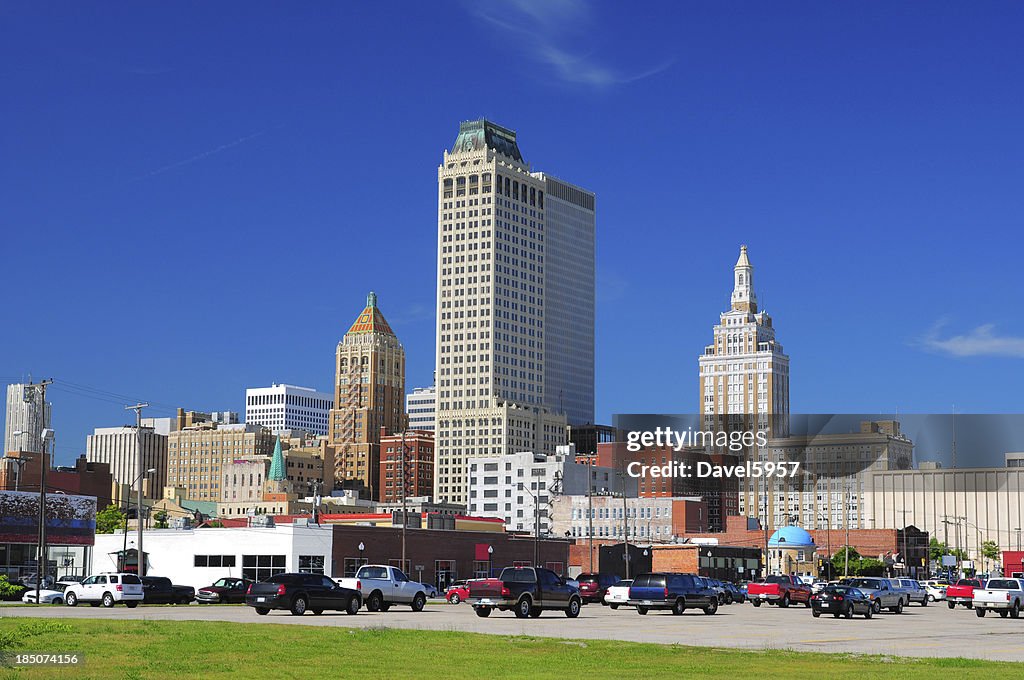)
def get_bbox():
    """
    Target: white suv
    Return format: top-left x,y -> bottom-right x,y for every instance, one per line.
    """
64,573 -> 144,608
